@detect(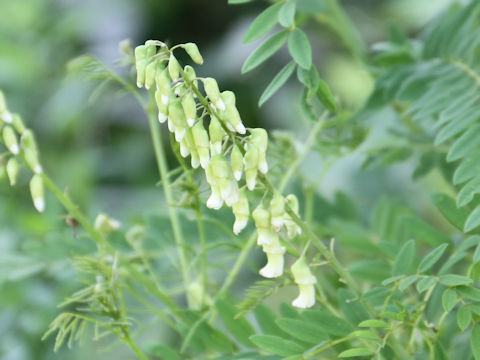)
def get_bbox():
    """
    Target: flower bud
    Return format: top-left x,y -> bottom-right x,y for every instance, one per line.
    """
220,91 -> 245,134
12,114 -> 25,134
187,280 -> 207,310
146,44 -> 157,58
30,174 -> 45,212
204,78 -> 221,106
0,91 -> 6,114
270,193 -> 285,230
168,100 -> 188,141
20,129 -> 38,153
192,121 -> 210,168
24,149 -> 42,174
126,225 -> 145,247
250,129 -> 268,173
182,43 -> 204,65
244,145 -> 259,191
208,116 -> 225,155
291,257 -> 316,308
134,45 -> 148,88
181,92 -> 197,127
155,68 -> 171,93
6,157 -> 18,186
183,65 -> 198,88
144,60 -> 158,90
285,194 -> 302,238
155,89 -> 169,123
231,145 -> 243,181
3,126 -> 19,155
168,54 -> 181,81
252,205 -> 275,245
94,213 -> 121,234
232,190 -> 249,234
259,242 -> 286,278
